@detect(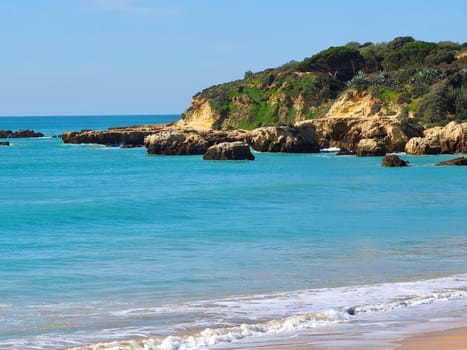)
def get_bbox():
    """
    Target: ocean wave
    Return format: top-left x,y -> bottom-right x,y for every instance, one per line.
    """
68,275 -> 467,350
